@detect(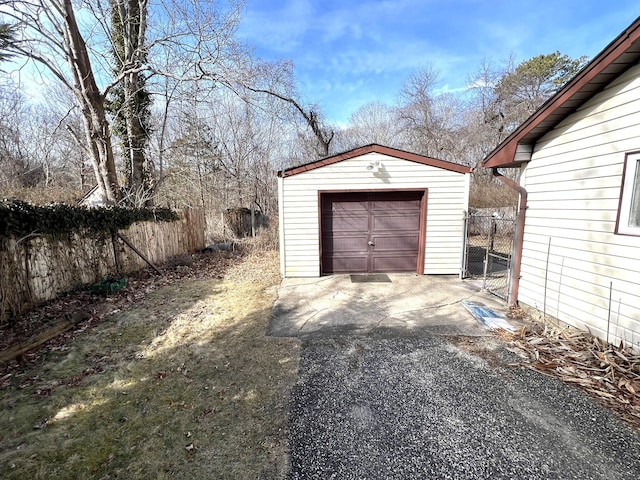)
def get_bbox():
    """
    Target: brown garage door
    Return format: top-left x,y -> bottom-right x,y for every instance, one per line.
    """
321,191 -> 424,274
